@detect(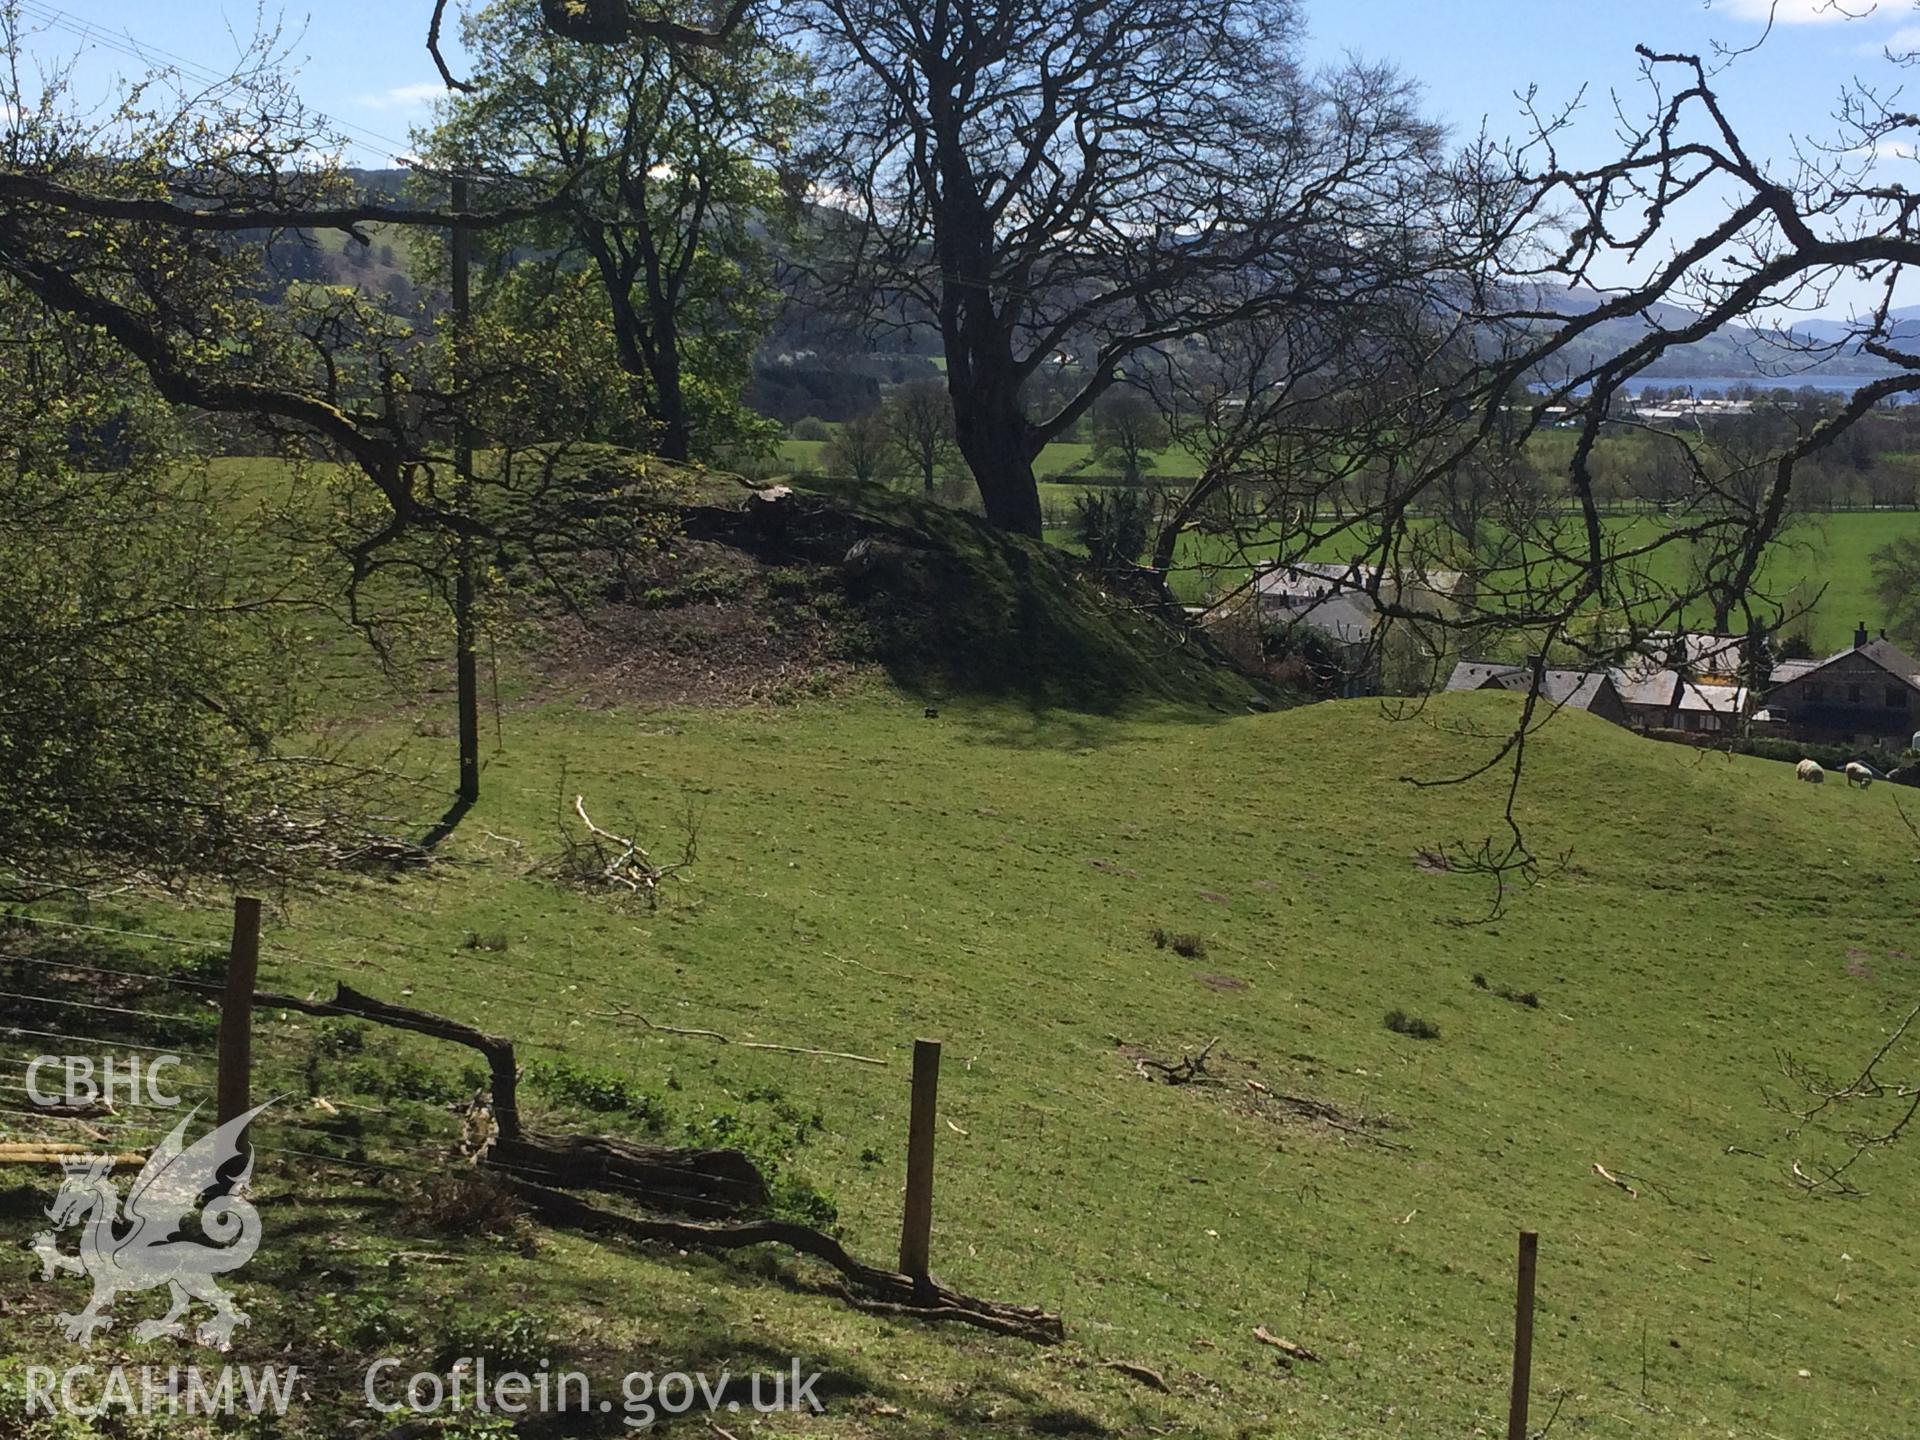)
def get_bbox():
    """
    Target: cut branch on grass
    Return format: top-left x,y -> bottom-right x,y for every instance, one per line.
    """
1253,1327 -> 1321,1364
541,788 -> 697,906
252,982 -> 523,1139
1135,1036 -> 1220,1085
251,980 -> 1050,1337
1102,1360 -> 1171,1392
1592,1161 -> 1639,1199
